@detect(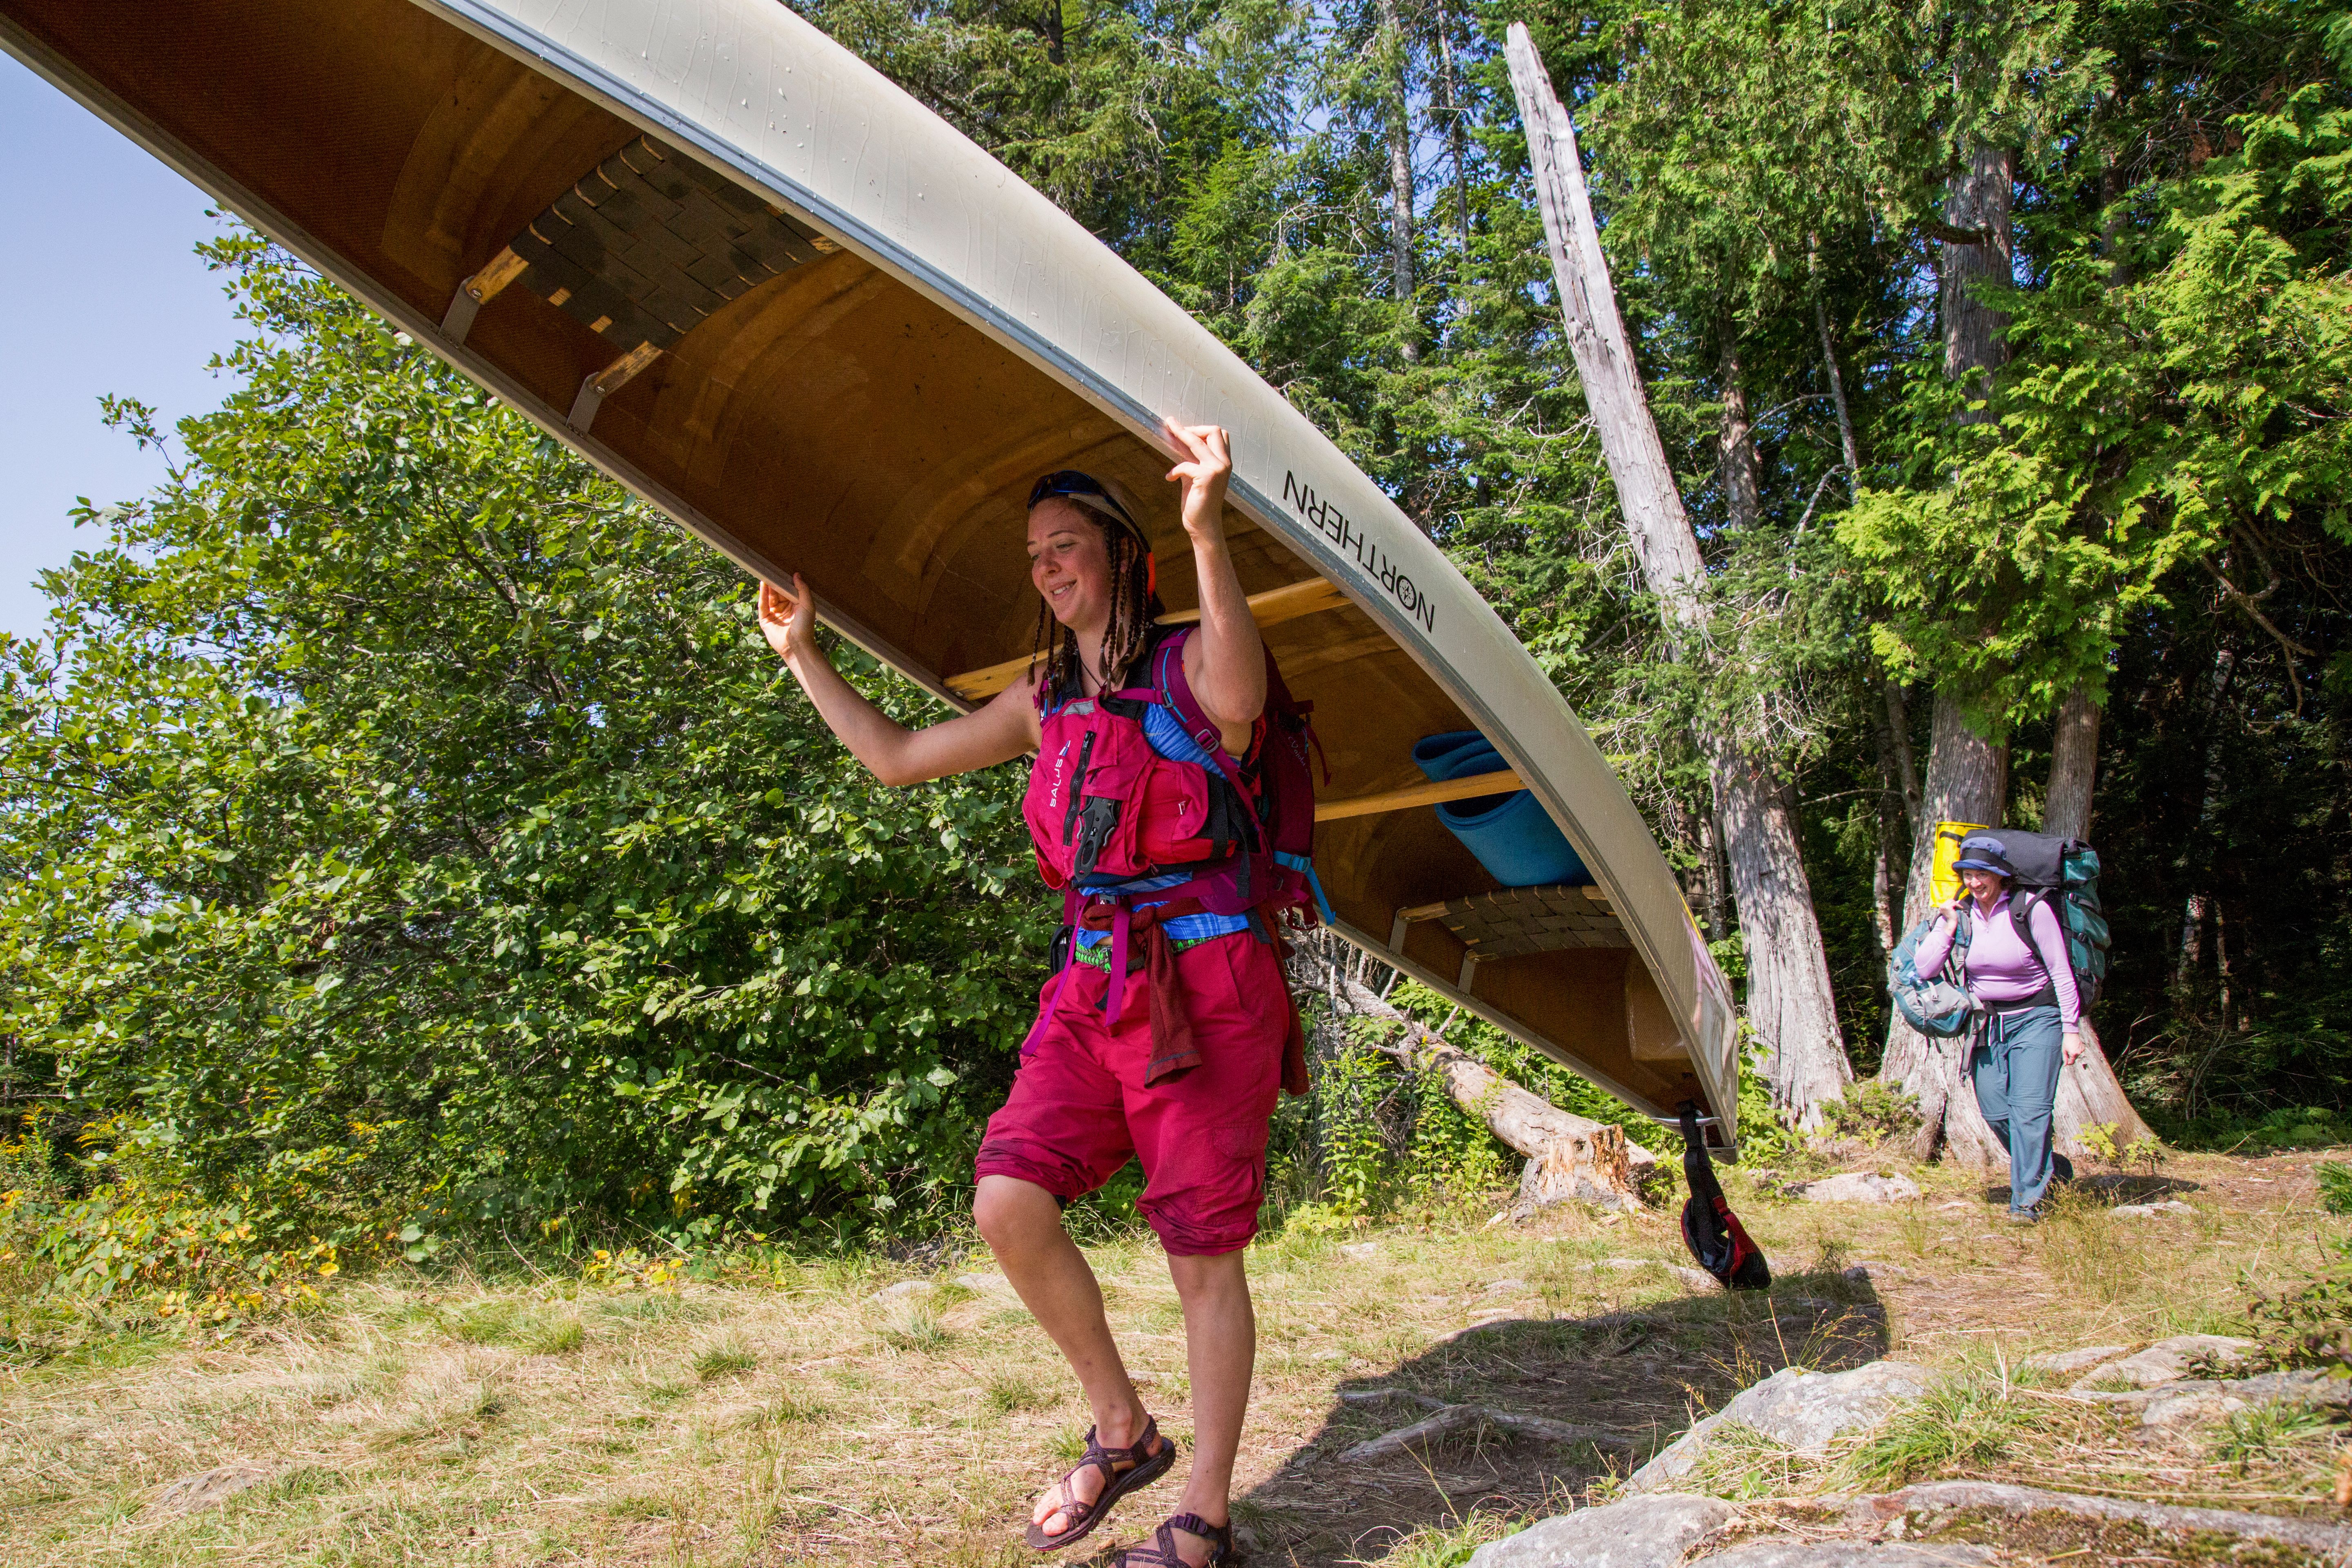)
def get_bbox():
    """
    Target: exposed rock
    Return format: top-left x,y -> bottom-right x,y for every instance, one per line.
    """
1849,1479 -> 2352,1557
149,1466 -> 271,1515
952,1272 -> 1013,1293
1466,1493 -> 1733,1568
1339,1242 -> 1380,1260
1486,1277 -> 1532,1296
2088,1368 -> 2352,1429
1668,1265 -> 1723,1292
1695,1544 -> 1993,1567
1627,1361 -> 1933,1492
871,1279 -> 935,1301
2111,1199 -> 2194,1218
2218,1367 -> 2352,1408
1793,1172 -> 1922,1204
2069,1333 -> 2256,1391
2141,1388 -> 2250,1429
2021,1345 -> 2129,1379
